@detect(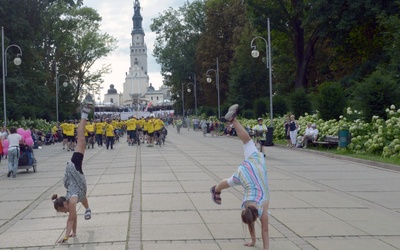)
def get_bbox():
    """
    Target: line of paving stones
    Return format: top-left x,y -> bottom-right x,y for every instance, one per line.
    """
127,145 -> 142,249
